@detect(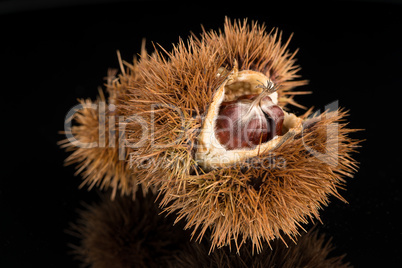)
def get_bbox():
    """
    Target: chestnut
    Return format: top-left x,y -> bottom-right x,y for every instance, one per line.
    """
215,95 -> 284,150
